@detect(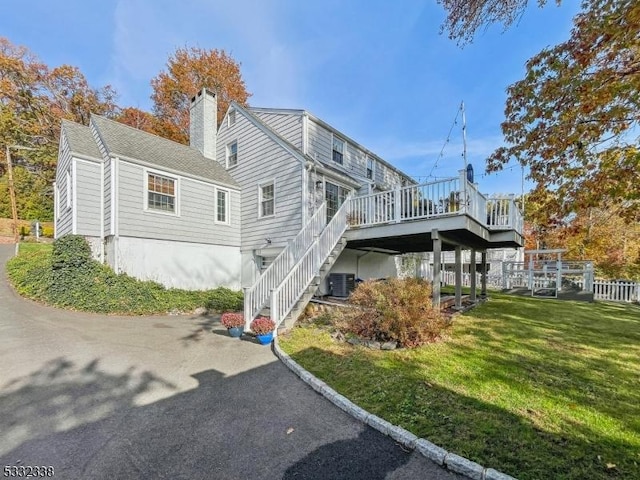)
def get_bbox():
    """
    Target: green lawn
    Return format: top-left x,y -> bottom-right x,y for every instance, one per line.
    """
280,294 -> 640,480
